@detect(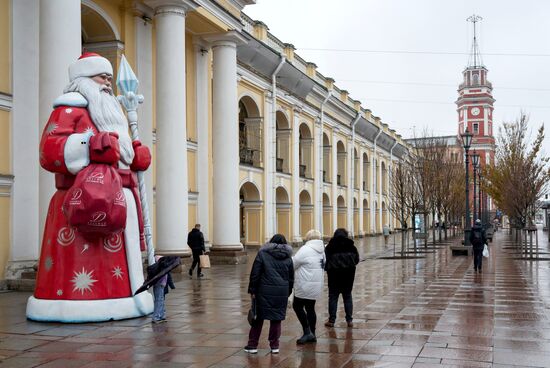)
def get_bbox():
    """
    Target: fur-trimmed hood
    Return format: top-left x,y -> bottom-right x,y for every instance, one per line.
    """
260,242 -> 293,260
